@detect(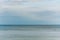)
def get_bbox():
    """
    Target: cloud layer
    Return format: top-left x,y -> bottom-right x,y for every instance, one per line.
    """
0,0 -> 60,24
